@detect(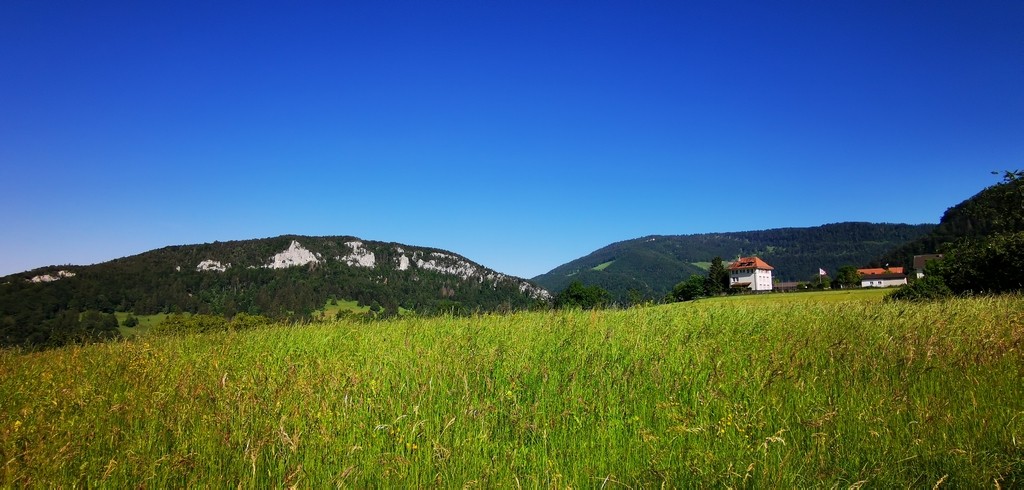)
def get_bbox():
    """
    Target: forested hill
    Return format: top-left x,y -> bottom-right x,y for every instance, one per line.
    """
0,235 -> 549,347
533,222 -> 935,301
877,174 -> 1024,268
